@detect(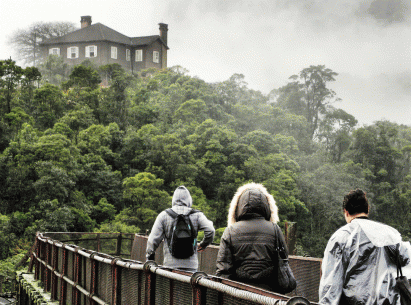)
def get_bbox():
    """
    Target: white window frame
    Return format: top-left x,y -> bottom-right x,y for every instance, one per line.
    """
111,46 -> 117,59
85,45 -> 97,58
67,46 -> 79,59
153,51 -> 159,63
126,49 -> 131,61
135,49 -> 143,62
49,48 -> 60,56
